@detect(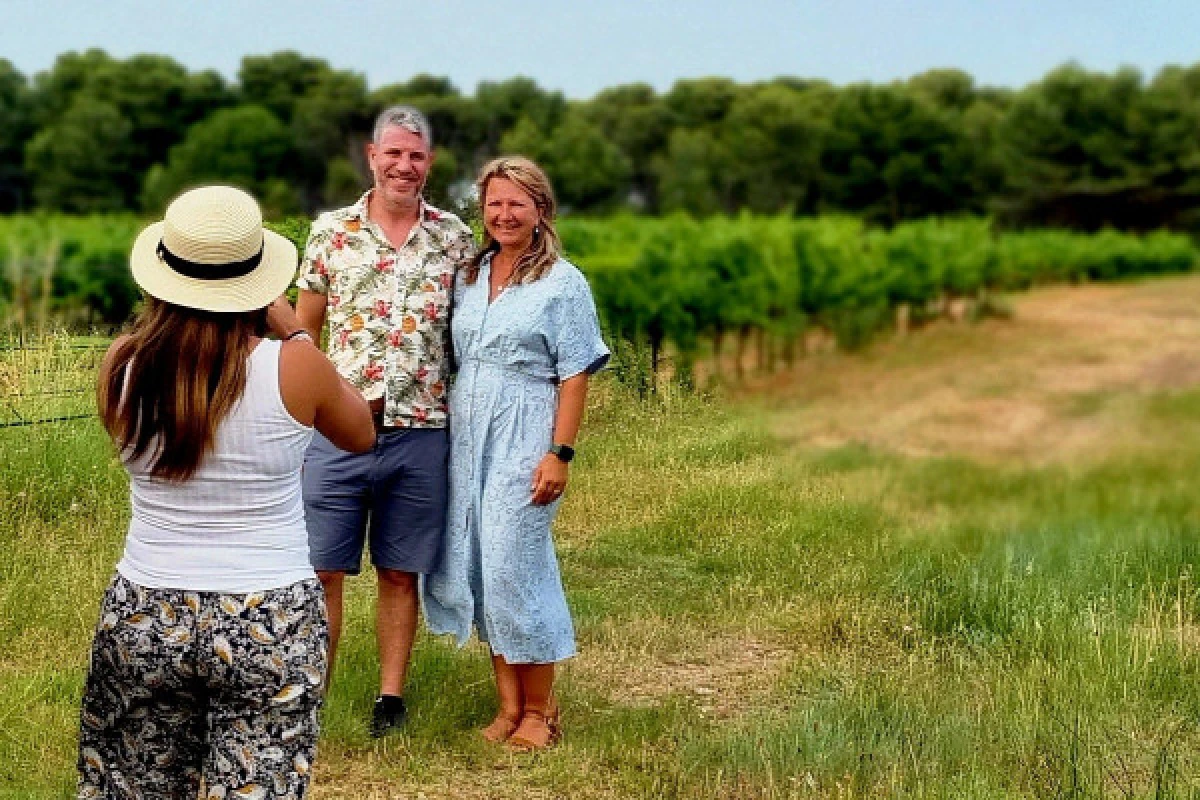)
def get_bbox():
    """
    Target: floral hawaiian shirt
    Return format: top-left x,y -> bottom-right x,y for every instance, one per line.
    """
296,192 -> 476,428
